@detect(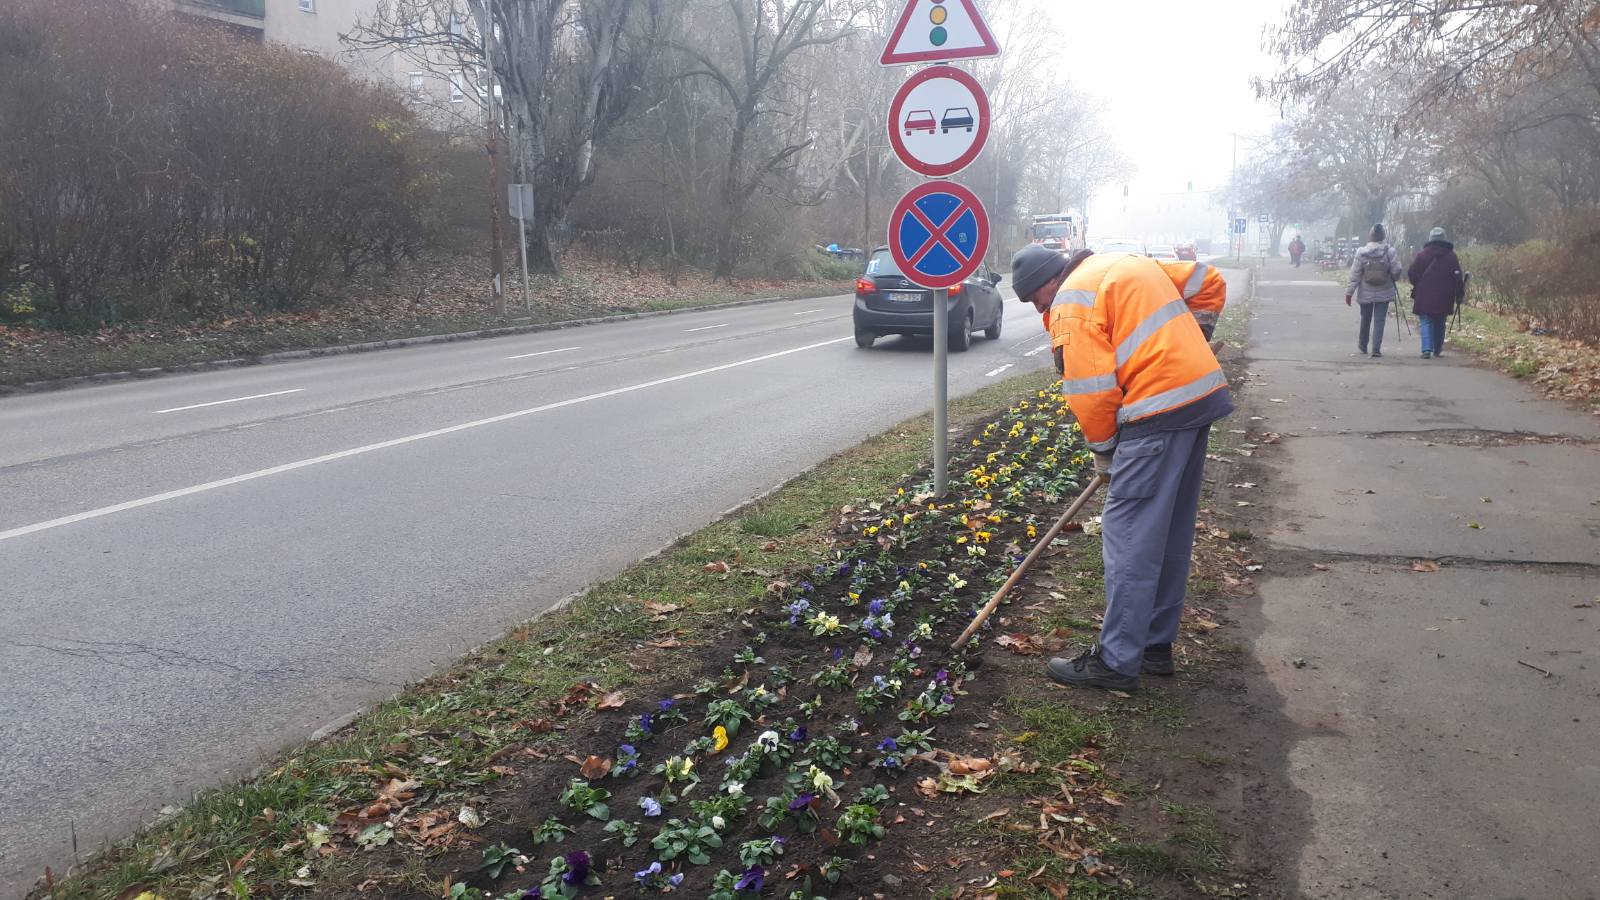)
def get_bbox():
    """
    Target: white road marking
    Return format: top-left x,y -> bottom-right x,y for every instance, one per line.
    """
792,308 -> 825,316
1,336 -> 853,544
1023,344 -> 1051,357
154,389 -> 304,415
685,323 -> 729,333
985,364 -> 1014,377
505,346 -> 580,360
